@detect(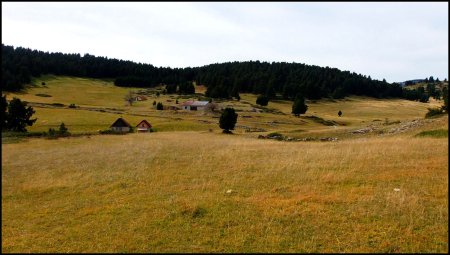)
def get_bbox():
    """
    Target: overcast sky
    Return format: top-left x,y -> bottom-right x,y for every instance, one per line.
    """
2,2 -> 448,82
